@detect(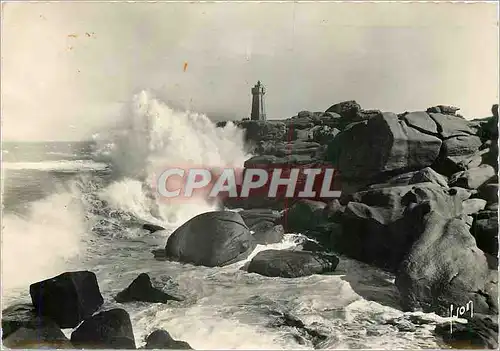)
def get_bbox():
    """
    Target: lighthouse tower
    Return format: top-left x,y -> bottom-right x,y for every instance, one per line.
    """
250,81 -> 266,121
